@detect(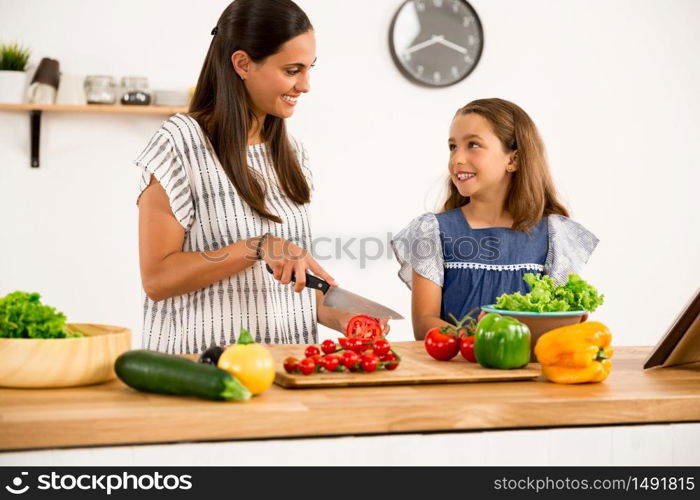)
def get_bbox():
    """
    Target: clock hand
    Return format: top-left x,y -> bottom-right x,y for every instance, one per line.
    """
436,36 -> 468,54
405,35 -> 441,54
